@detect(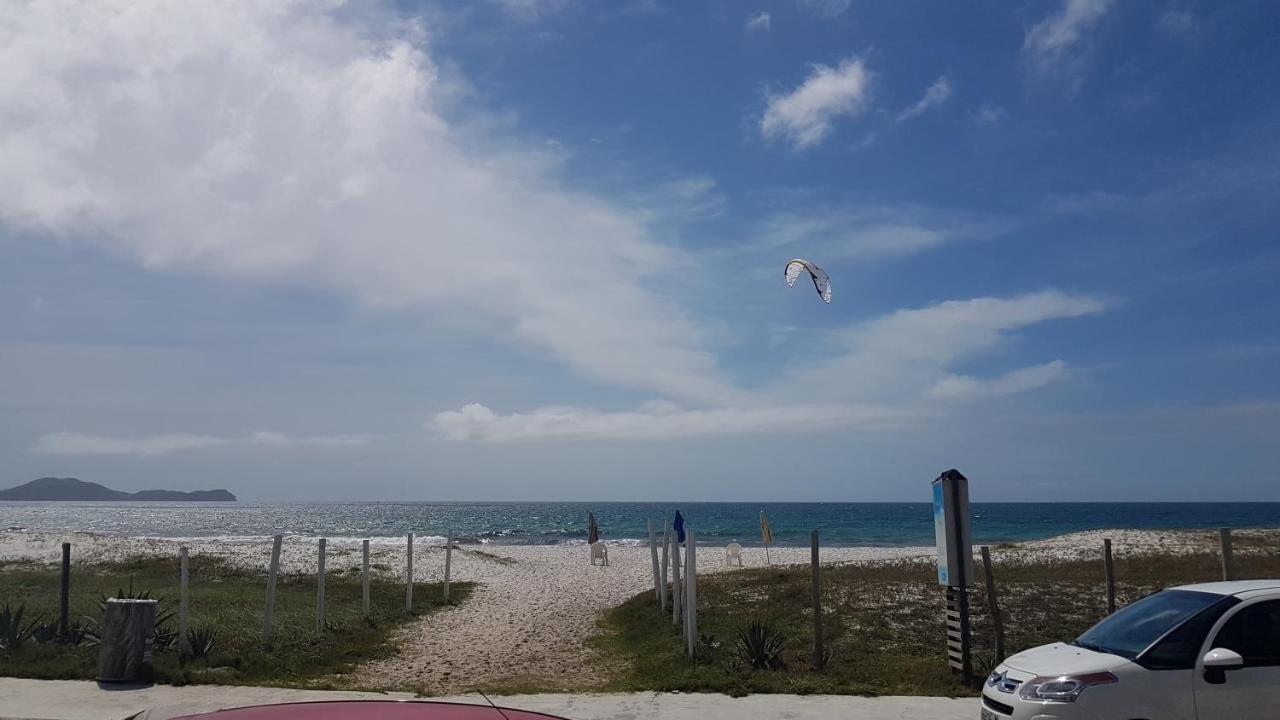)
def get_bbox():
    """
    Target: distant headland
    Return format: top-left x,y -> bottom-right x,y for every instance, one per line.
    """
0,477 -> 236,502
